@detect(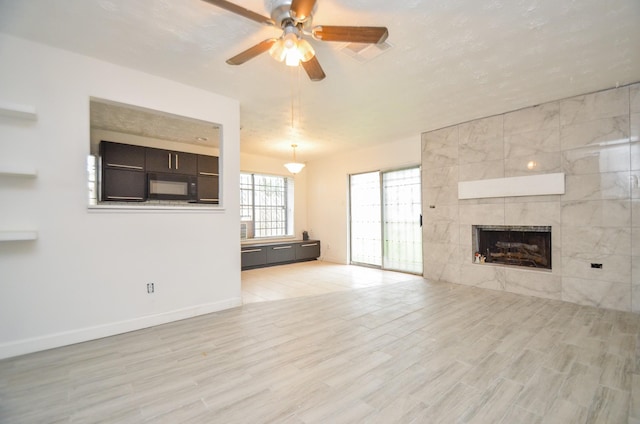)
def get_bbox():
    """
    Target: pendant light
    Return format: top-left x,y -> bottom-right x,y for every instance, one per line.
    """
284,144 -> 305,174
